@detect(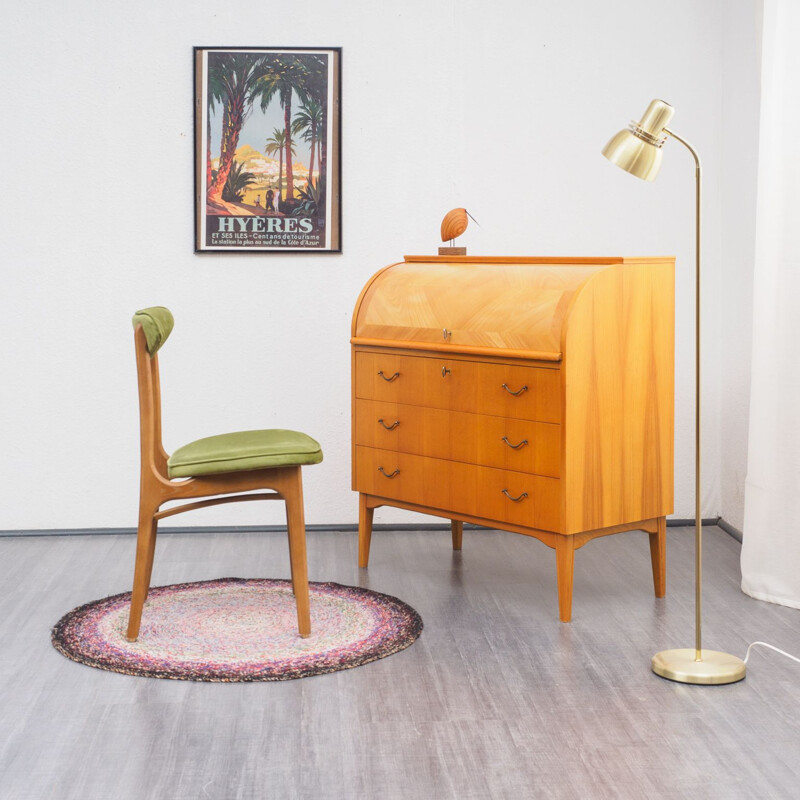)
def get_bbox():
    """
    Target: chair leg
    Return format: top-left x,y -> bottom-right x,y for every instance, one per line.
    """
649,516 -> 667,598
555,535 -> 575,623
127,504 -> 159,642
358,493 -> 374,568
284,468 -> 311,638
285,506 -> 296,596
451,520 -> 463,551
